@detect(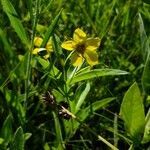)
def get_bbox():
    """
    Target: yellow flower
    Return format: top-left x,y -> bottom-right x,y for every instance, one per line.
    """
32,37 -> 53,59
61,28 -> 100,66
